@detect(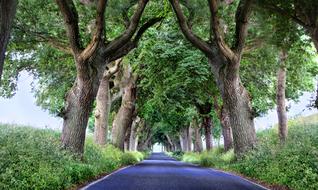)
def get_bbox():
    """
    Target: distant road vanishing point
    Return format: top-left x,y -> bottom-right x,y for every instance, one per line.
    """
82,153 -> 269,190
